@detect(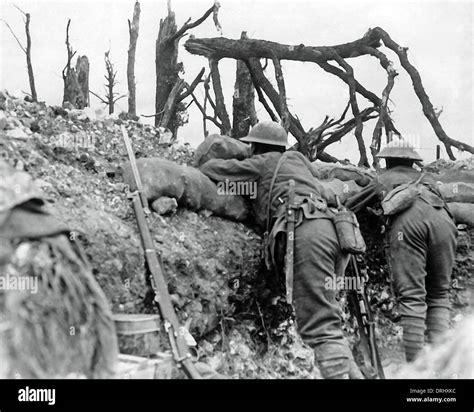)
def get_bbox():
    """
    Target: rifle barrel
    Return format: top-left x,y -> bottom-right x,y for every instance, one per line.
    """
122,126 -> 200,379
